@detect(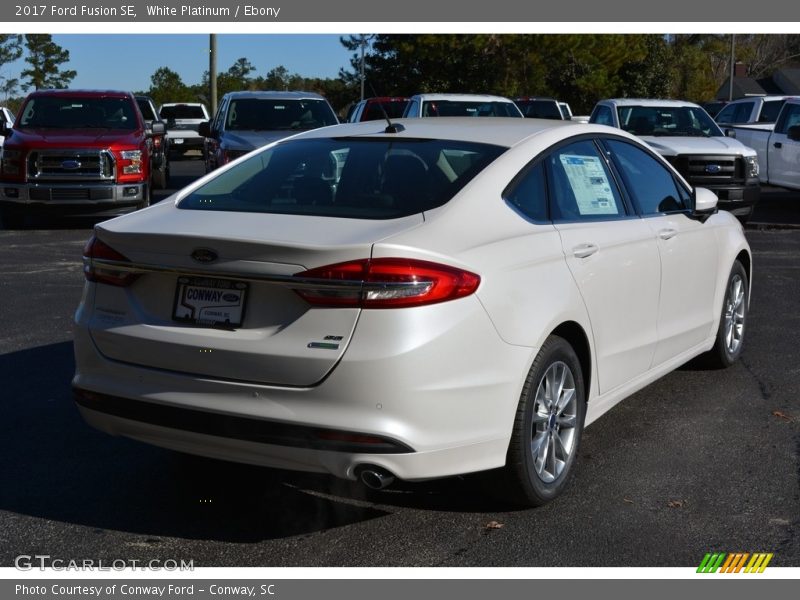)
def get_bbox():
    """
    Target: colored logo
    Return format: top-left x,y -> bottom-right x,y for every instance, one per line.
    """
705,164 -> 722,174
697,552 -> 773,573
61,160 -> 82,170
